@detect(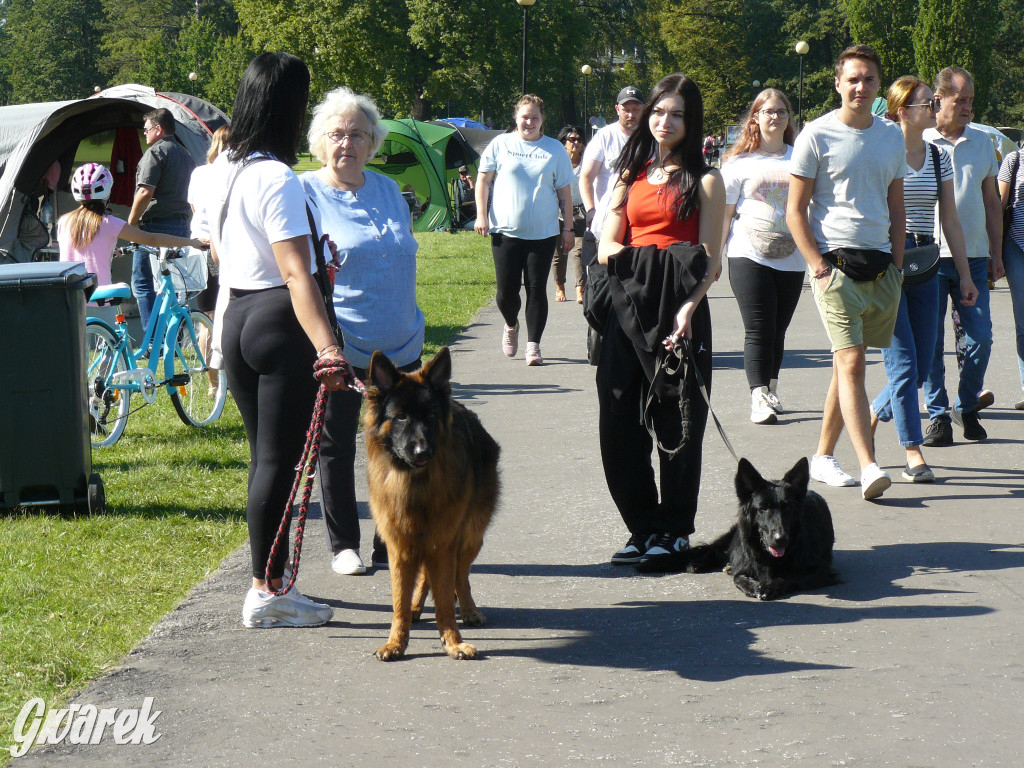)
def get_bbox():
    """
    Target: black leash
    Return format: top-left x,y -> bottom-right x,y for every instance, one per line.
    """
642,337 -> 739,462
